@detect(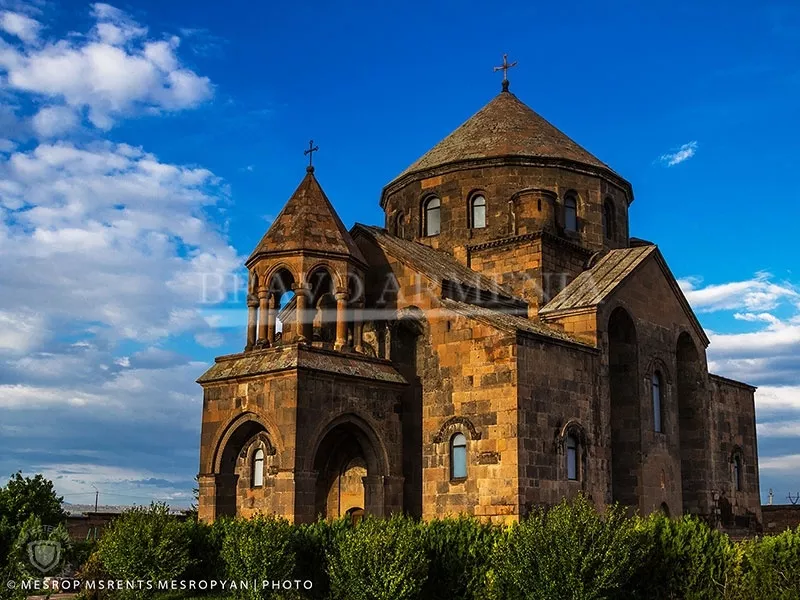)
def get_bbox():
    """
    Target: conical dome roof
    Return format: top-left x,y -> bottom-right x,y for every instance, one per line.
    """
390,90 -> 616,184
247,168 -> 365,264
